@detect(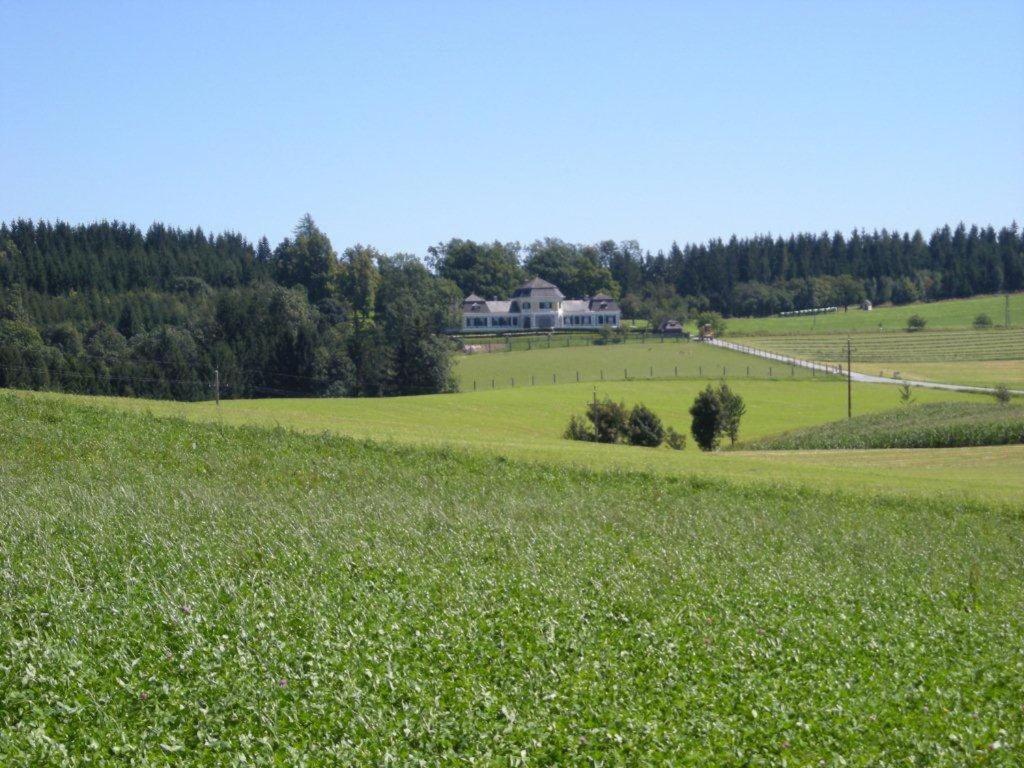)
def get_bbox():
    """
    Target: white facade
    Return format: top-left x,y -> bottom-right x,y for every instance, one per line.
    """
461,278 -> 621,331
